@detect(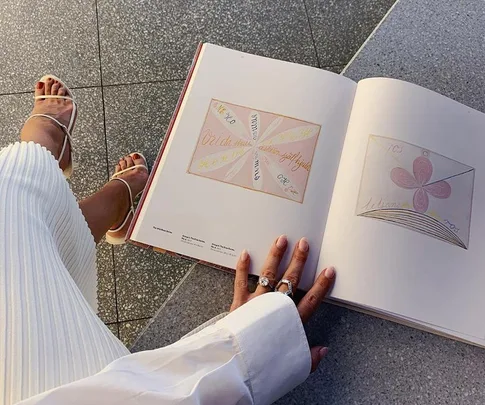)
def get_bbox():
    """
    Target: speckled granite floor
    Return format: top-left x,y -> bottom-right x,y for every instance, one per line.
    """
0,0 -> 395,347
